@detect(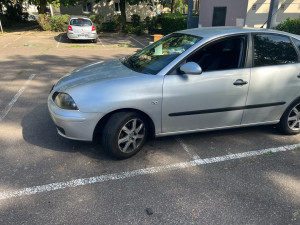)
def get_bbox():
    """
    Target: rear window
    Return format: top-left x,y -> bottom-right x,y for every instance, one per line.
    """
70,19 -> 92,26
